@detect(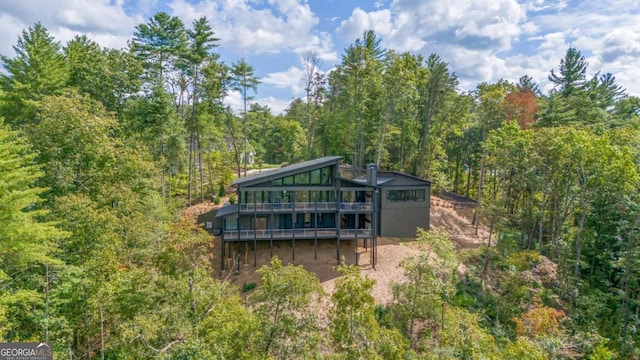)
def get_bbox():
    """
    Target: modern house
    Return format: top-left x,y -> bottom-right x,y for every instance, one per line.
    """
215,156 -> 431,271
